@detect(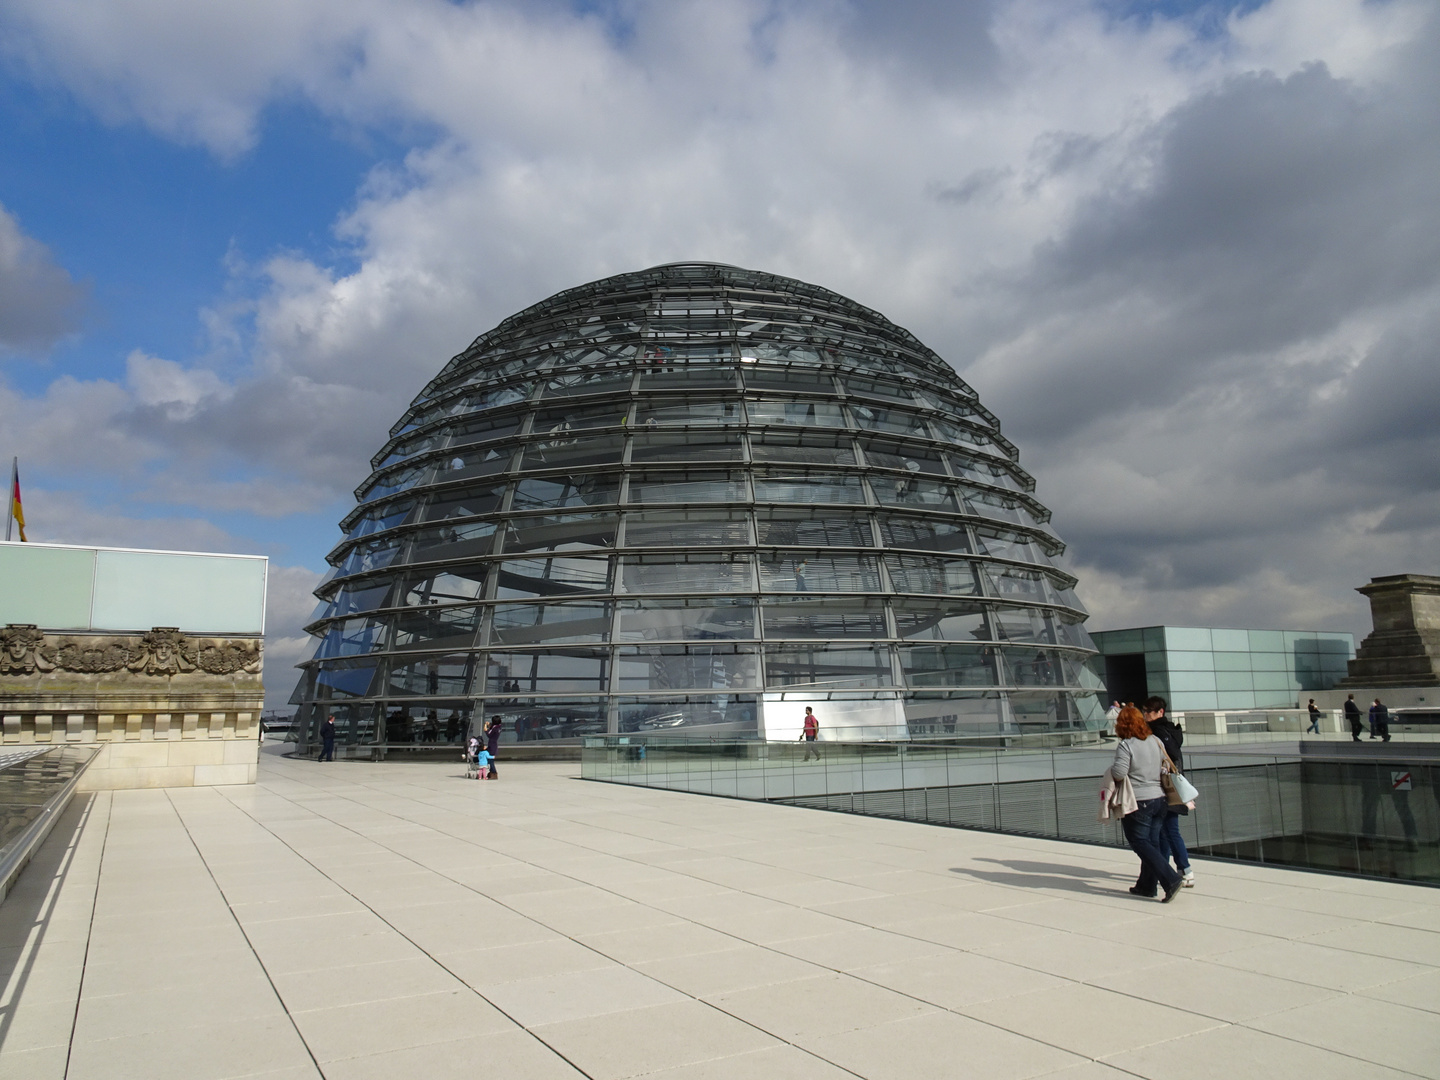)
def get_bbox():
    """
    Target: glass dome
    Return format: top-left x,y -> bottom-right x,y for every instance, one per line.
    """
290,263 -> 1103,749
